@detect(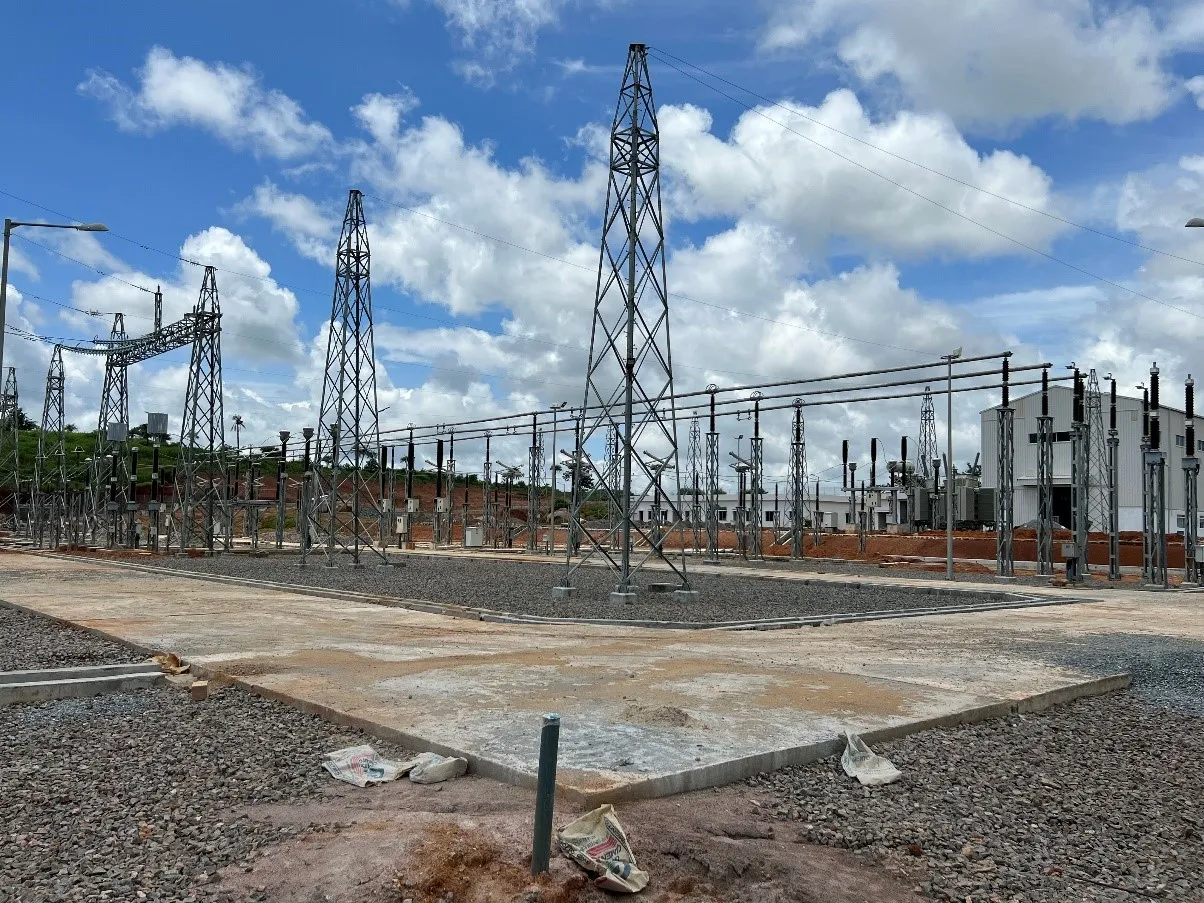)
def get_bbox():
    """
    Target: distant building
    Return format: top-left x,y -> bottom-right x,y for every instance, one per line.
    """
631,486 -> 905,531
980,385 -> 1199,533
